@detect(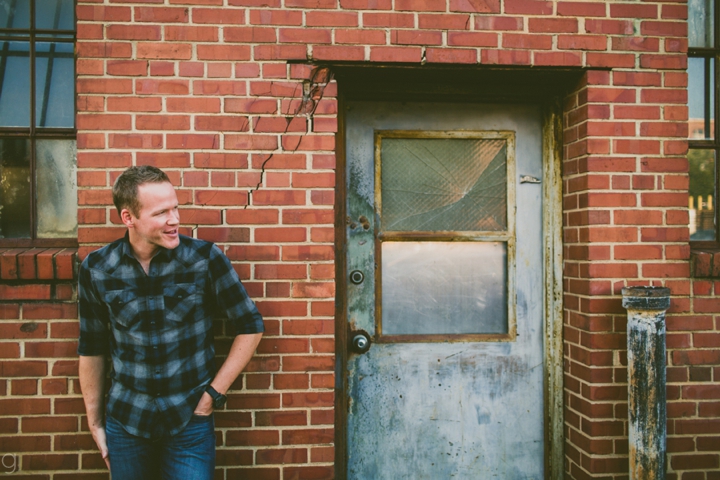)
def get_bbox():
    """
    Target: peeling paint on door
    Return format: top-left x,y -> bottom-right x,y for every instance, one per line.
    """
344,102 -> 545,479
